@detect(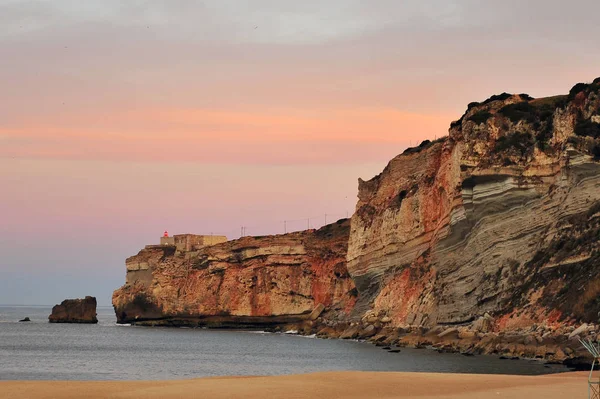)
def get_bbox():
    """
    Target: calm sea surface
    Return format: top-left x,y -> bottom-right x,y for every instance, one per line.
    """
0,306 -> 569,380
